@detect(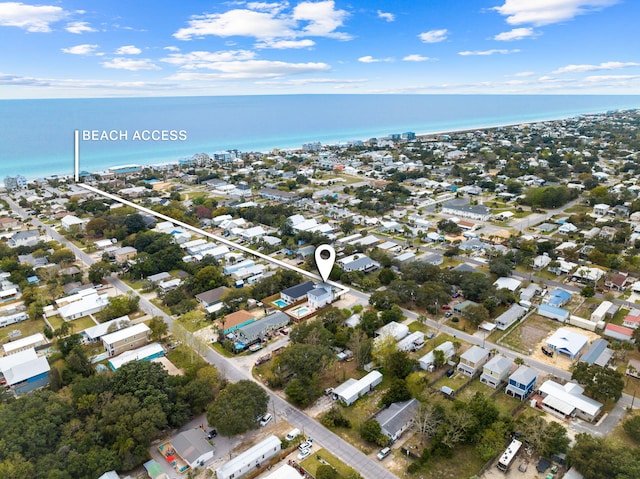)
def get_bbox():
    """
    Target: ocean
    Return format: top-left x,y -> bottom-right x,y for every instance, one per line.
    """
1,94 -> 640,180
